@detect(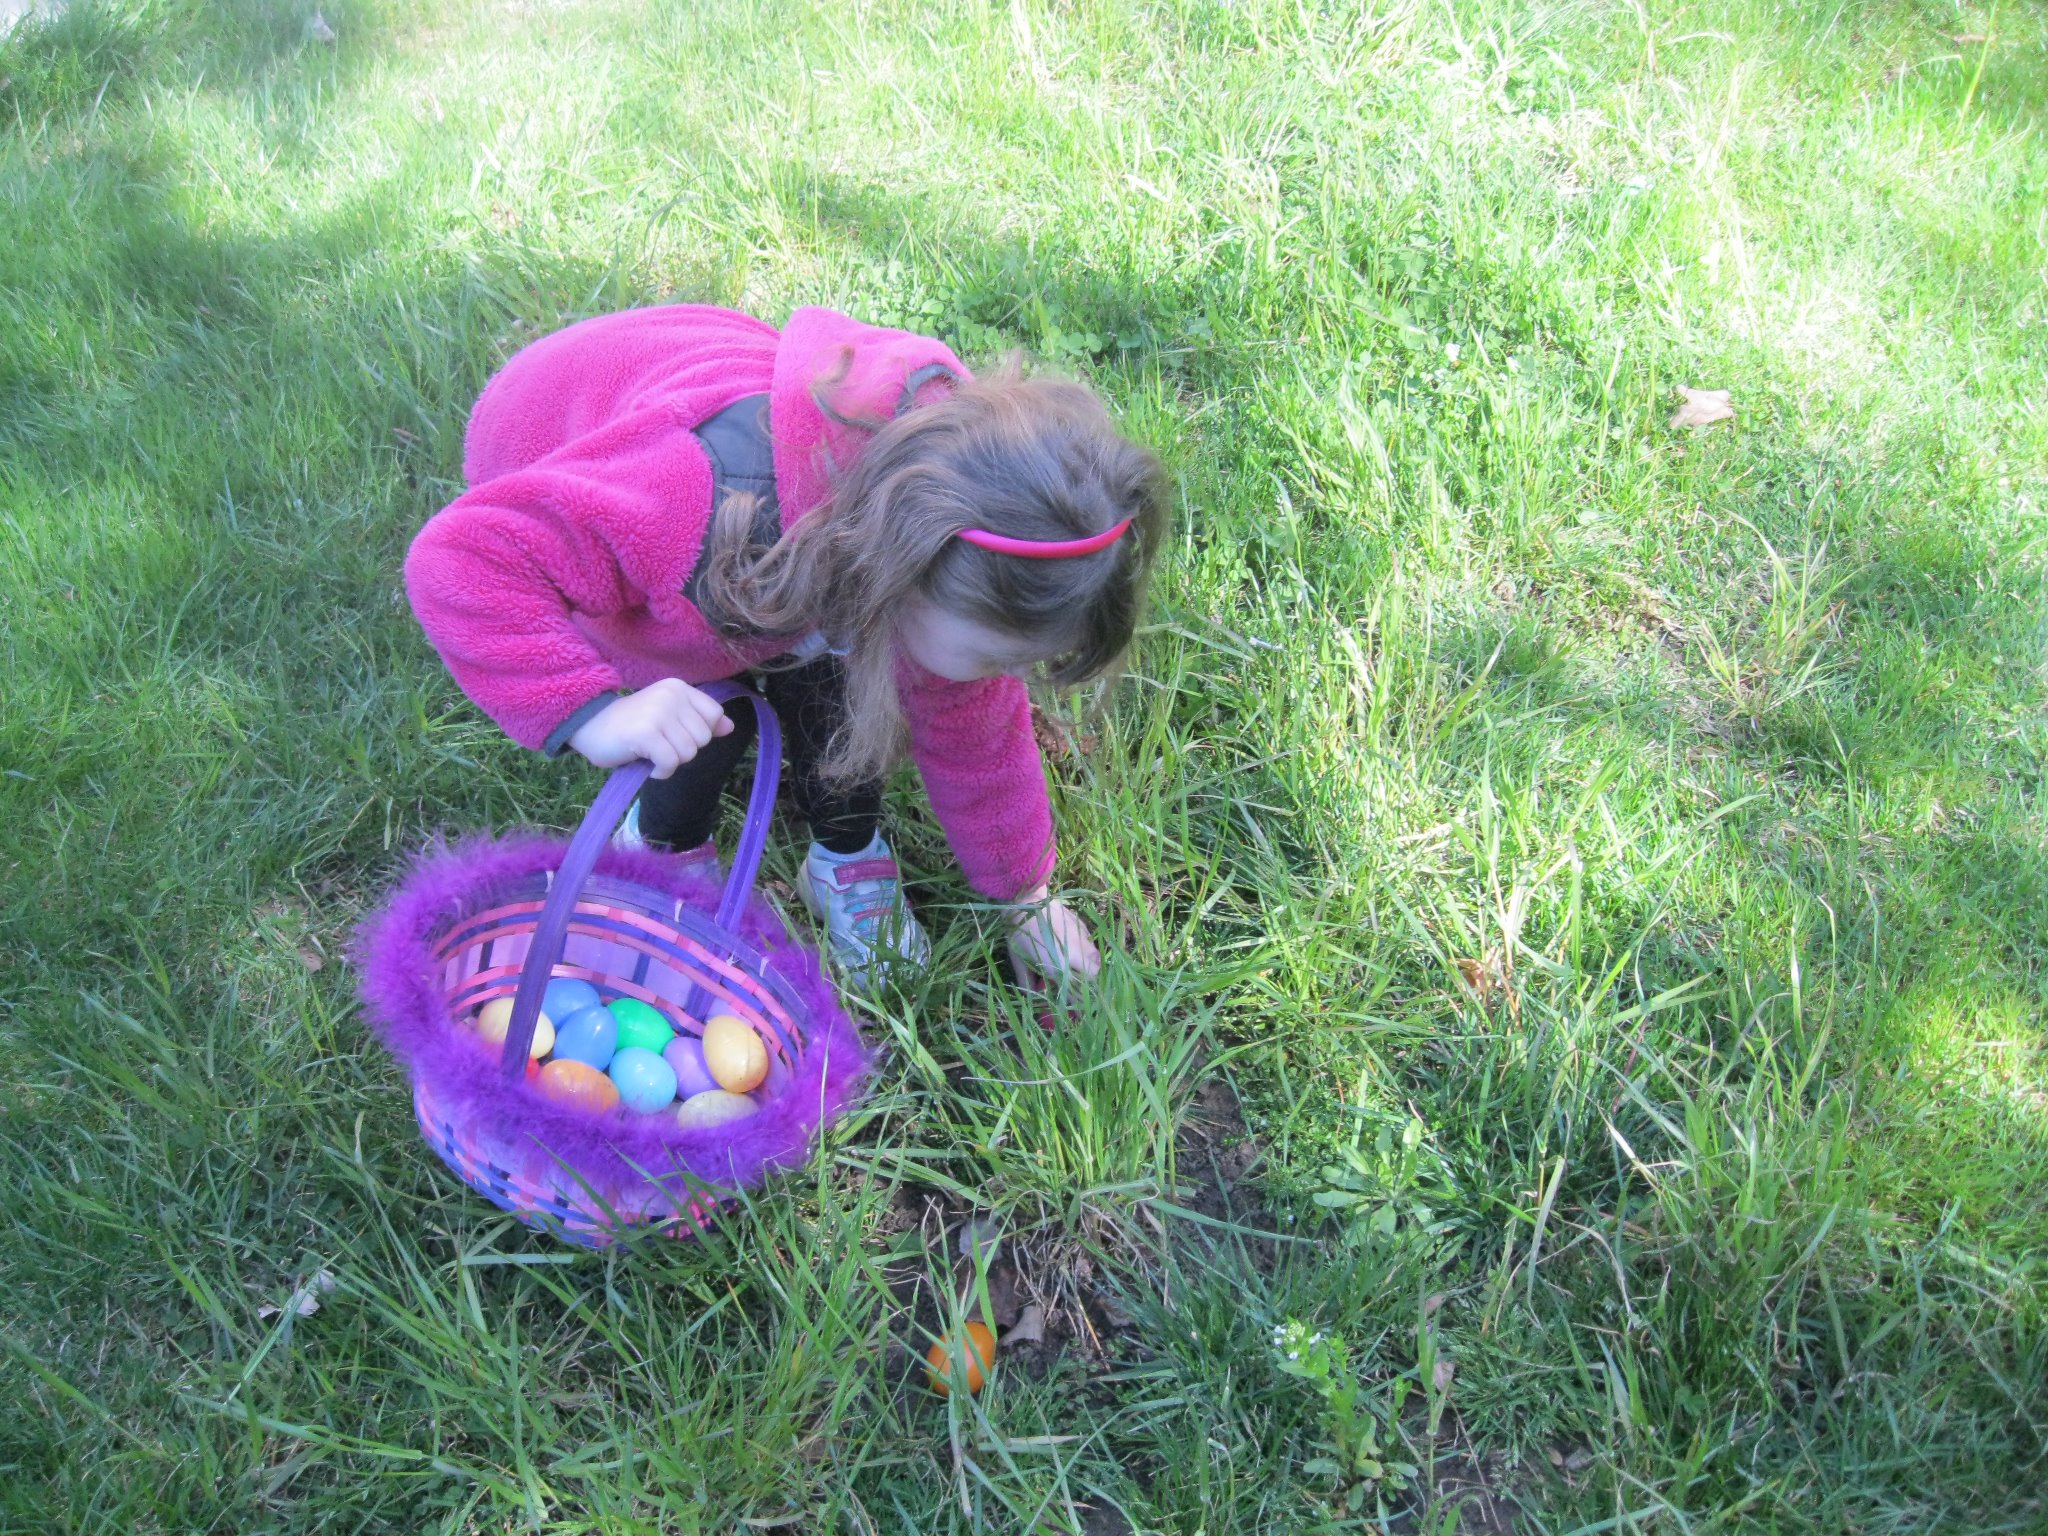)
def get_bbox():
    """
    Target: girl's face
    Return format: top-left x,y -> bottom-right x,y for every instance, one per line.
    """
895,602 -> 1050,683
